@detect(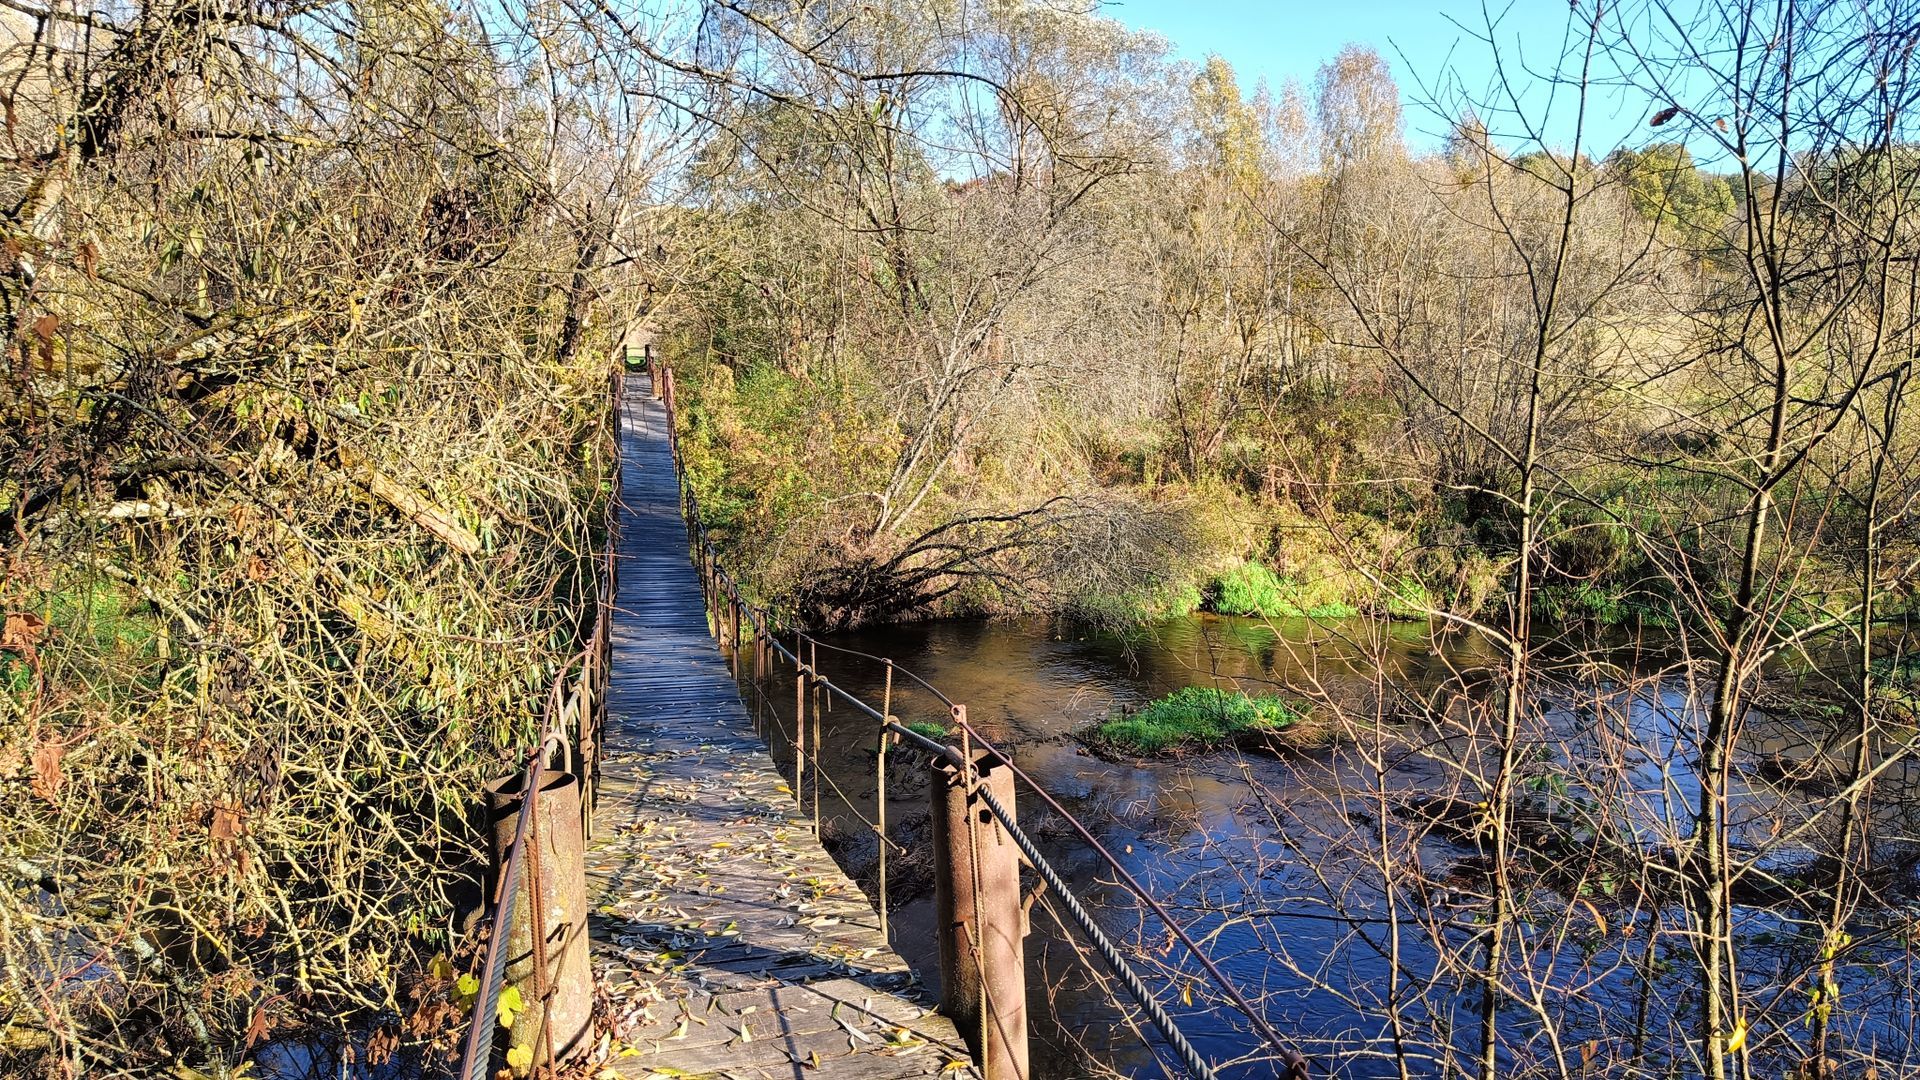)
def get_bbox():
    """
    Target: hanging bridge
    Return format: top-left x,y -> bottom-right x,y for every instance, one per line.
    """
451,367 -> 1308,1080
